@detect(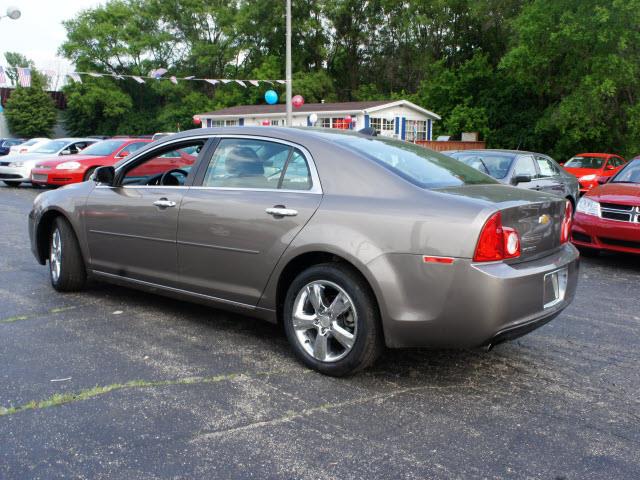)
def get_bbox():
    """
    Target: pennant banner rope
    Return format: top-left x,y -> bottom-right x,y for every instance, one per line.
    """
0,65 -> 287,89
